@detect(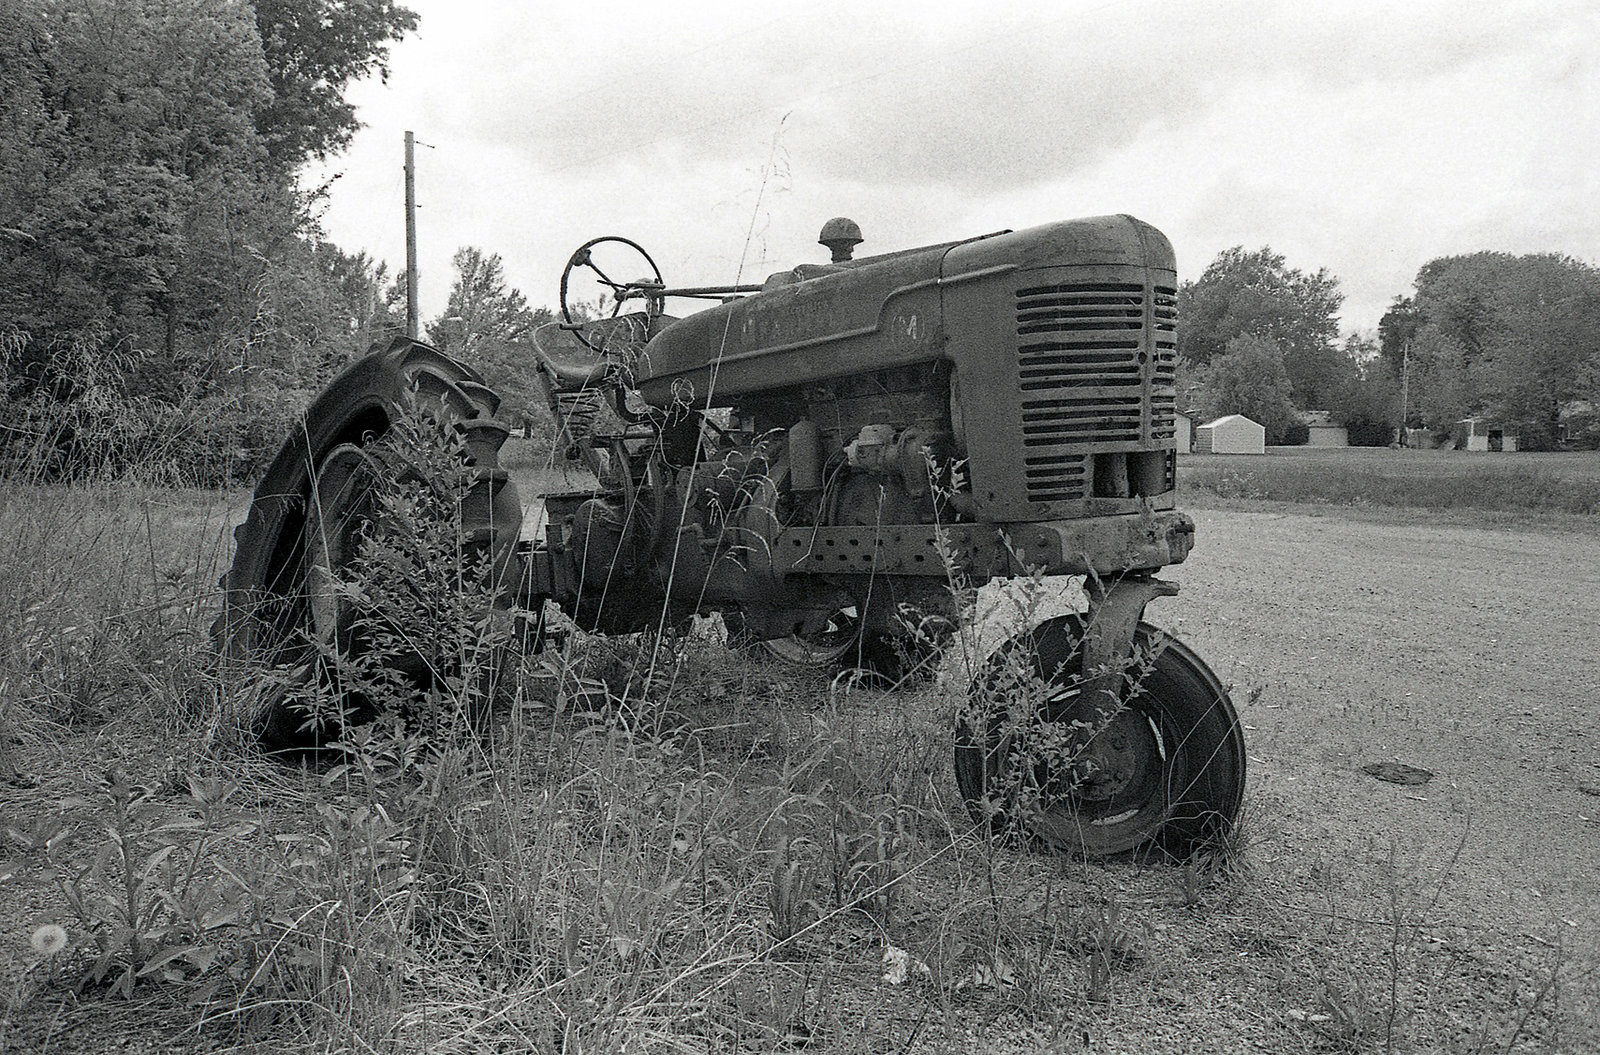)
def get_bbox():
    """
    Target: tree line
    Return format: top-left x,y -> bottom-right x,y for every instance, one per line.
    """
0,0 -> 587,483
0,0 -> 417,482
1180,245 -> 1600,450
